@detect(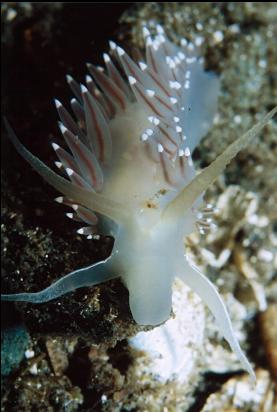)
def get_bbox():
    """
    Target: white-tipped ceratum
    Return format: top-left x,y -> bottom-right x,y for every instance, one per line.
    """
3,24 -> 277,382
